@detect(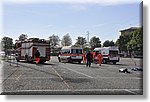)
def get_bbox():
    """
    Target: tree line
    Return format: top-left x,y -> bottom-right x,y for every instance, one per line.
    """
1,27 -> 143,57
116,27 -> 143,57
1,33 -> 114,50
